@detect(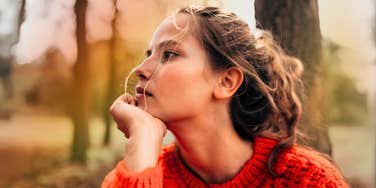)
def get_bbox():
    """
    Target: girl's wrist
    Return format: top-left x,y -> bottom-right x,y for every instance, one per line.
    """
124,134 -> 163,172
